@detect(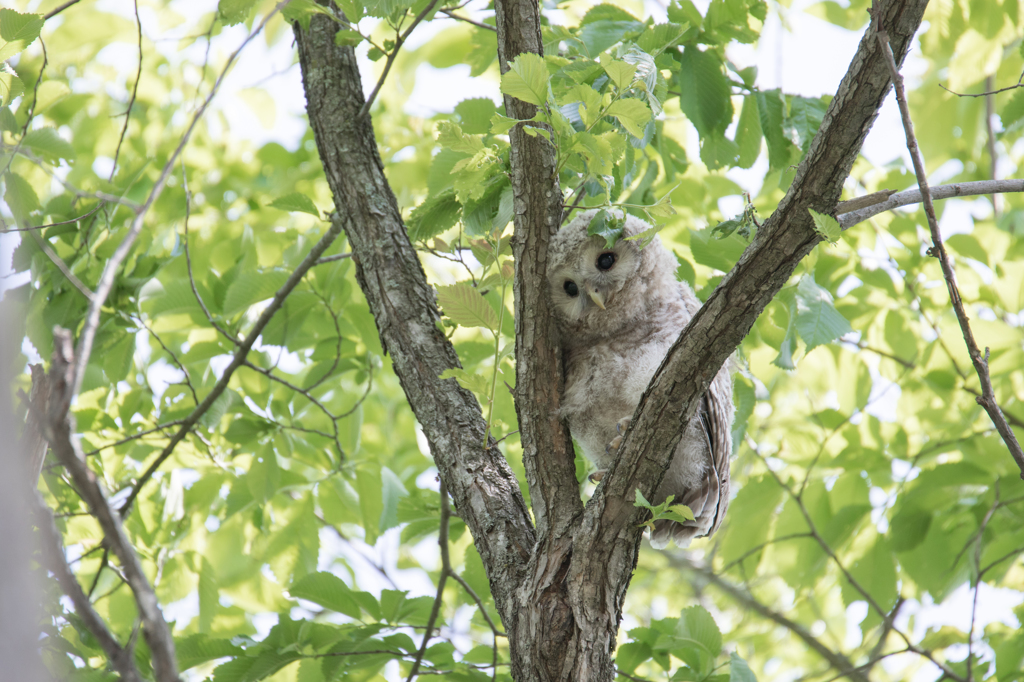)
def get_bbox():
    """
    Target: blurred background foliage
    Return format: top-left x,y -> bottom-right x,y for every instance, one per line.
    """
2,0 -> 1024,680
